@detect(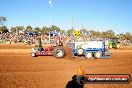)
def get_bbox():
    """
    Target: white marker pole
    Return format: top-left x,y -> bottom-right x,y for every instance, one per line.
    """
48,0 -> 53,44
